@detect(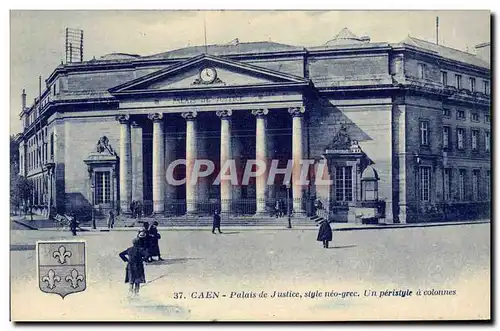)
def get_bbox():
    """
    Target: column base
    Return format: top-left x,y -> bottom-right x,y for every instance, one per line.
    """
253,210 -> 271,217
